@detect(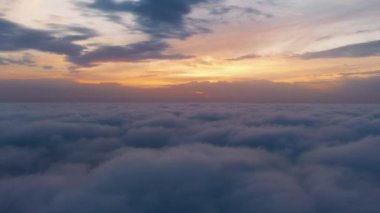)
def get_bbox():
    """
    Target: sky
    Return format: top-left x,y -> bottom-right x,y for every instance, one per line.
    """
1,0 -> 380,100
